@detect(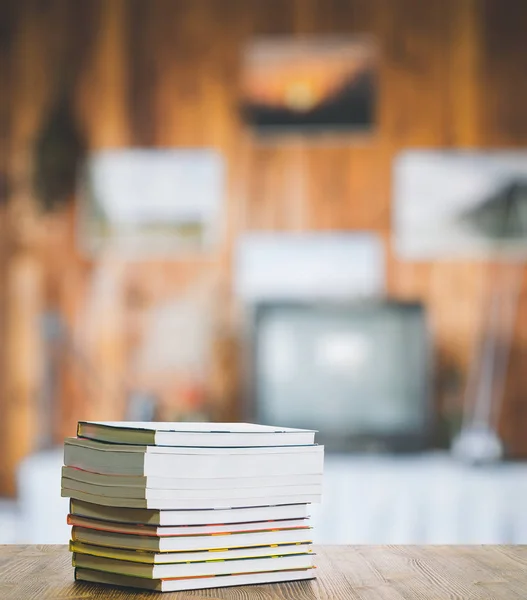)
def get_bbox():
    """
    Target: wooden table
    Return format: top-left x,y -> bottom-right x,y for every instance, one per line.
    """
1,545 -> 527,599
